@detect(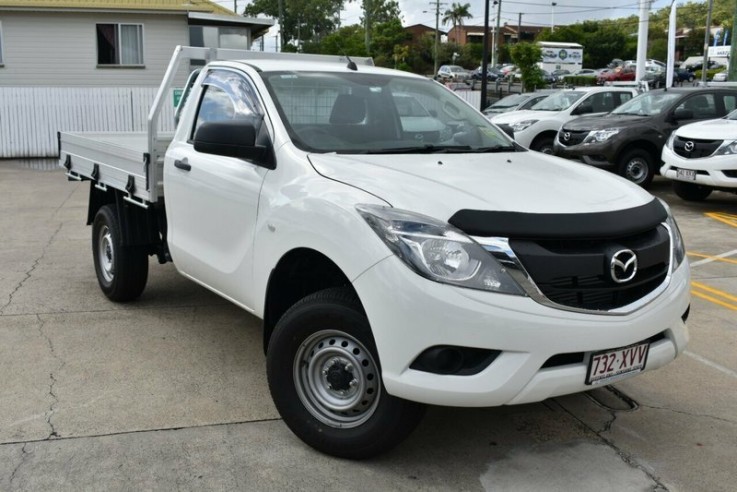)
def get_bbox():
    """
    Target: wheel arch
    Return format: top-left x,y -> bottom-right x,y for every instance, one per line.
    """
617,140 -> 660,166
262,247 -> 361,354
530,130 -> 559,149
